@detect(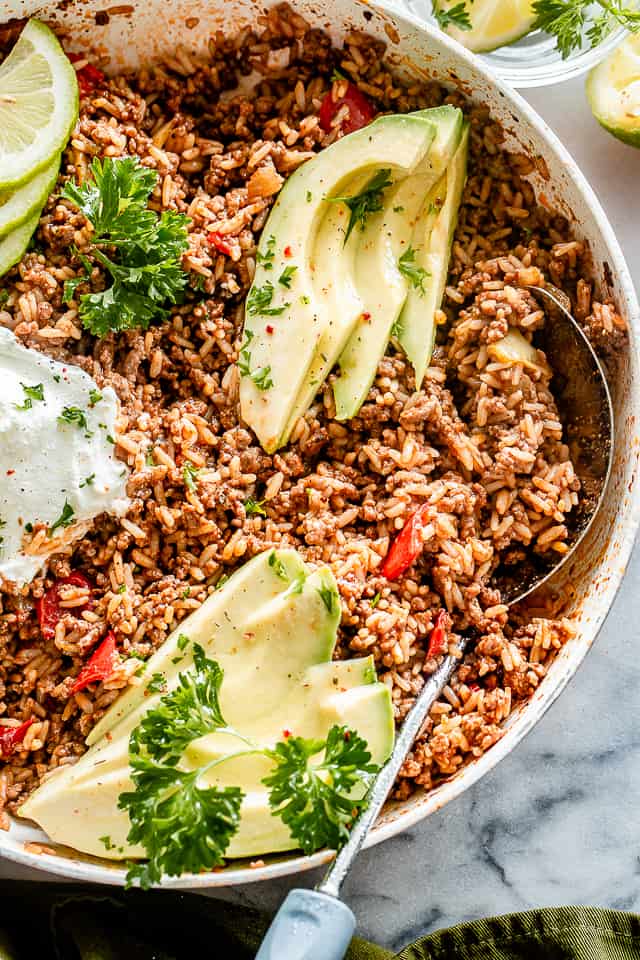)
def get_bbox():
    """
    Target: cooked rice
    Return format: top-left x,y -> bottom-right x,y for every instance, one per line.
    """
0,5 -> 625,833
